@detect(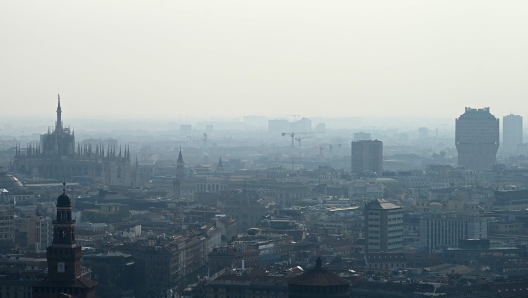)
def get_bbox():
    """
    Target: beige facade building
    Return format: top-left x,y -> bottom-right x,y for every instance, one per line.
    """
364,199 -> 403,253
